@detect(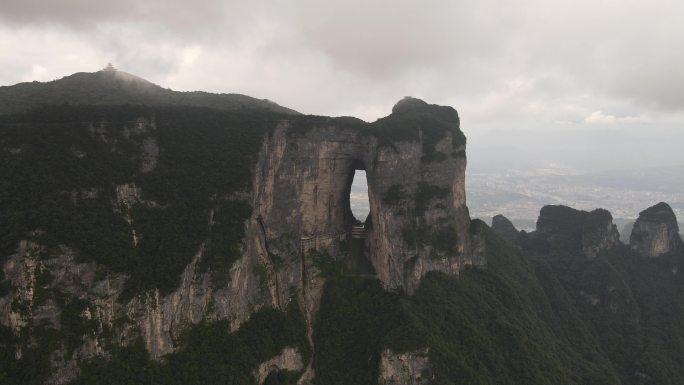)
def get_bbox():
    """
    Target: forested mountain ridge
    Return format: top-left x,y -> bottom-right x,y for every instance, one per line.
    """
0,67 -> 299,115
1,71 -> 684,385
